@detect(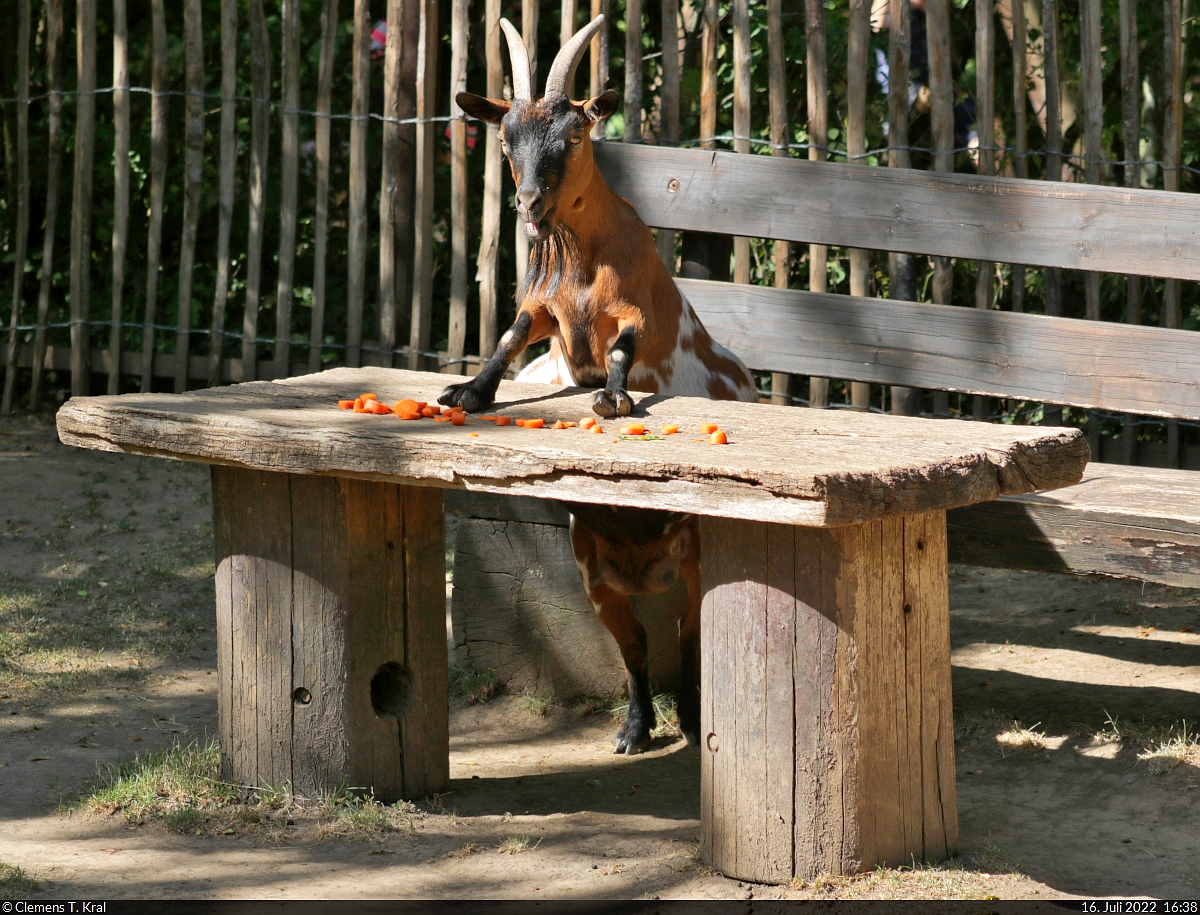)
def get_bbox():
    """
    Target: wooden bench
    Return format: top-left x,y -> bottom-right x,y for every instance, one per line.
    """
593,143 -> 1200,591
56,365 -> 1088,883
